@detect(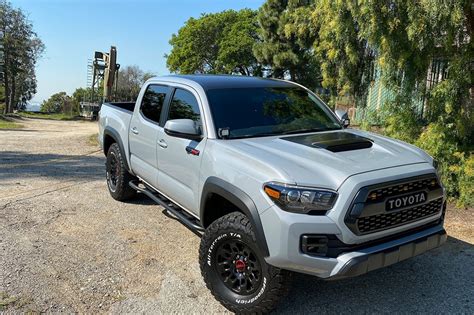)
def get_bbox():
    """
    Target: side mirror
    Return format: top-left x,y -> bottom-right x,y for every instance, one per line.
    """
335,109 -> 350,128
164,119 -> 202,140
